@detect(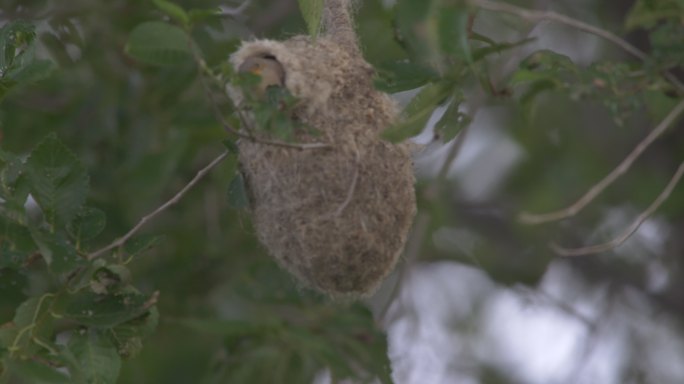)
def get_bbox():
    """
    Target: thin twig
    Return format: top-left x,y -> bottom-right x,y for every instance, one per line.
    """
468,0 -> 684,94
551,160 -> 684,257
519,98 -> 684,224
88,151 -> 230,260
